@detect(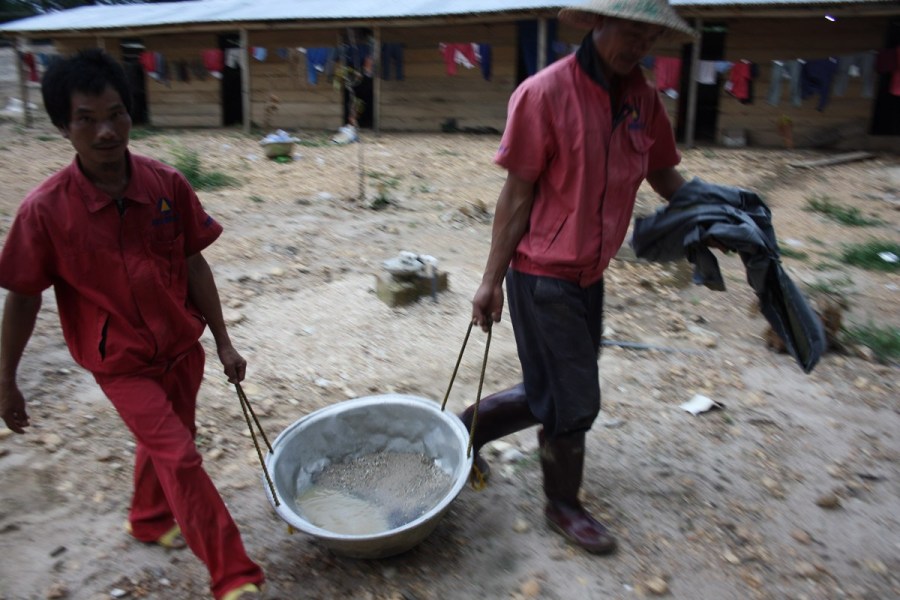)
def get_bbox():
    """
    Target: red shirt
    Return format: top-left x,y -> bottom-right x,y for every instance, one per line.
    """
0,153 -> 222,375
496,54 -> 680,287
